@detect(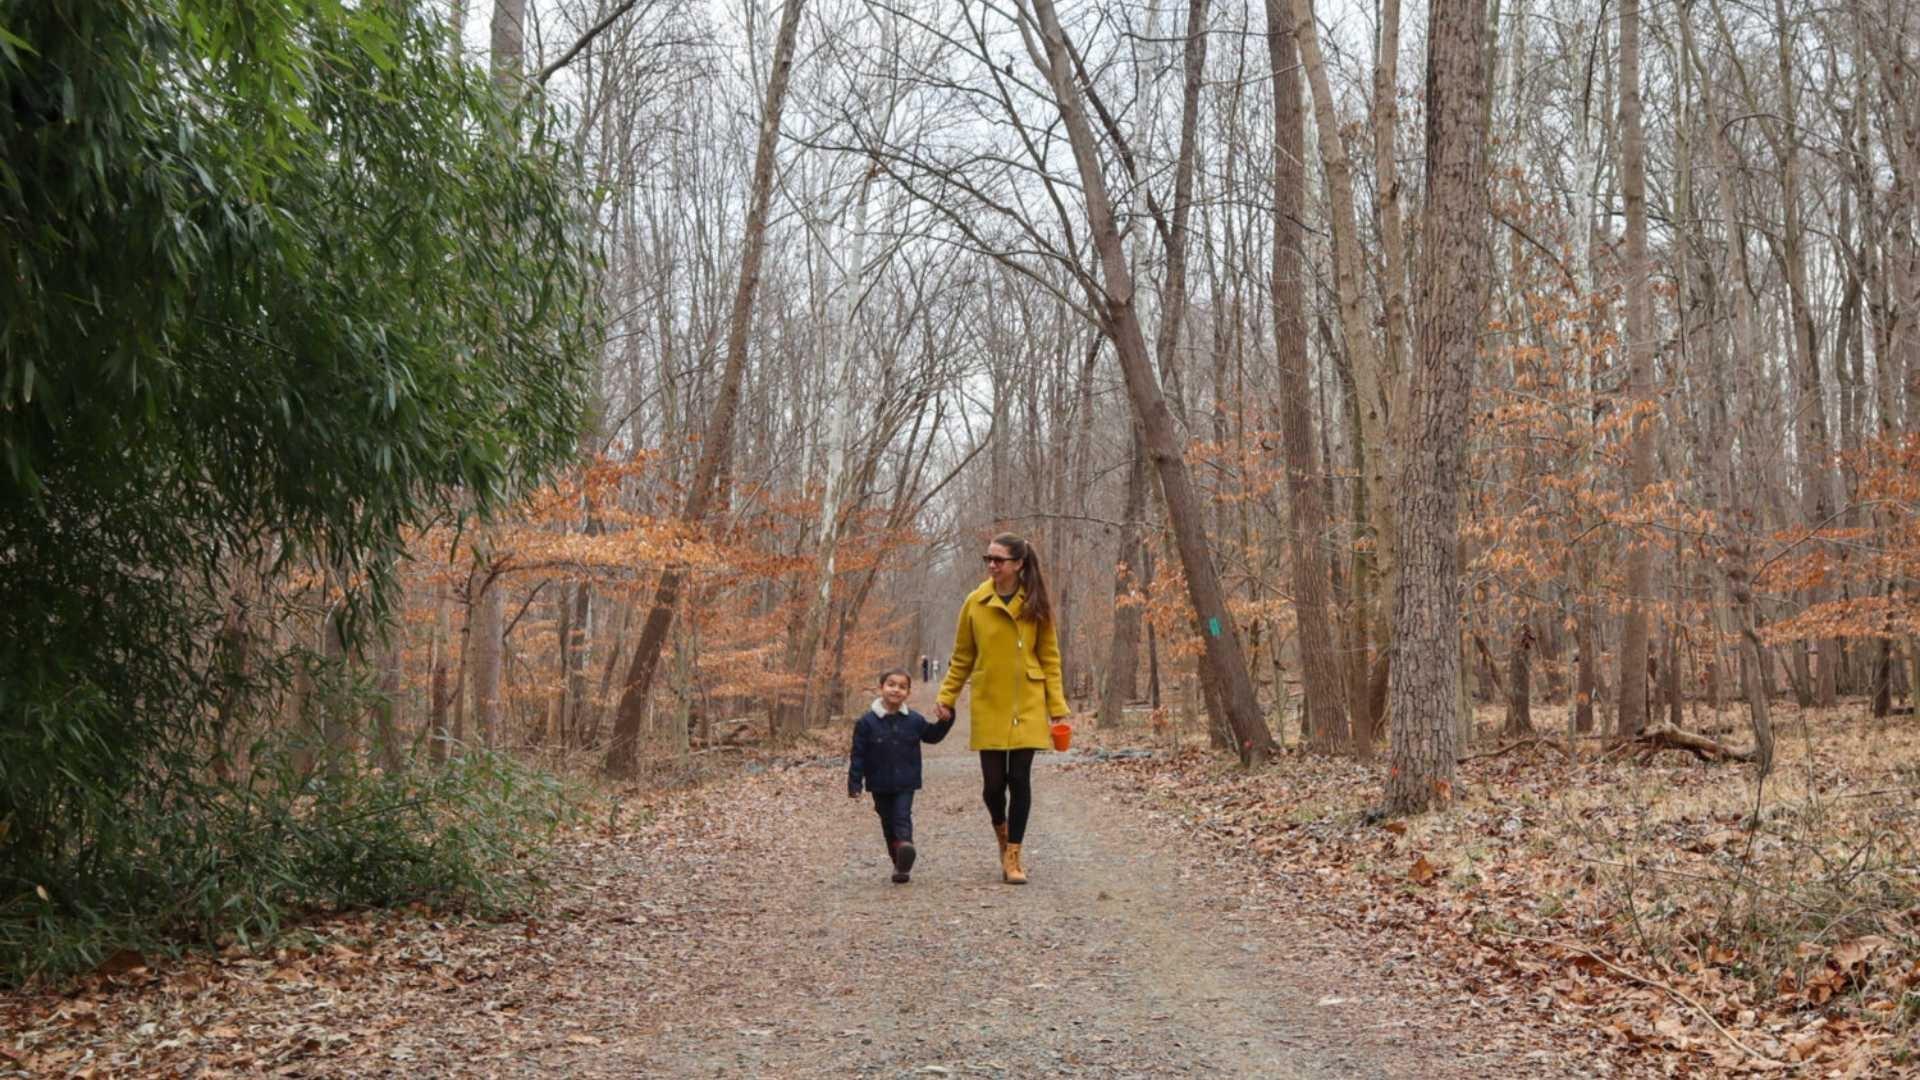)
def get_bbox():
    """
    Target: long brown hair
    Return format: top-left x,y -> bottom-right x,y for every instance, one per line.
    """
992,532 -> 1053,628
